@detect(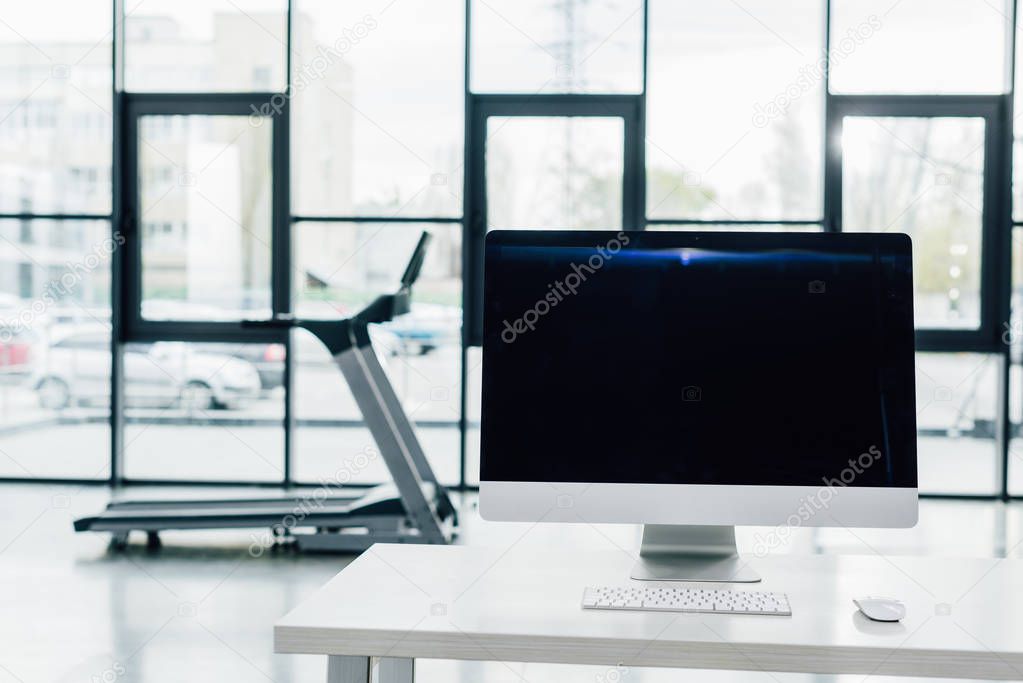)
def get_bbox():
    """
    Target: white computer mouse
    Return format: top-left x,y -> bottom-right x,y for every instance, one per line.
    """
854,597 -> 905,622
